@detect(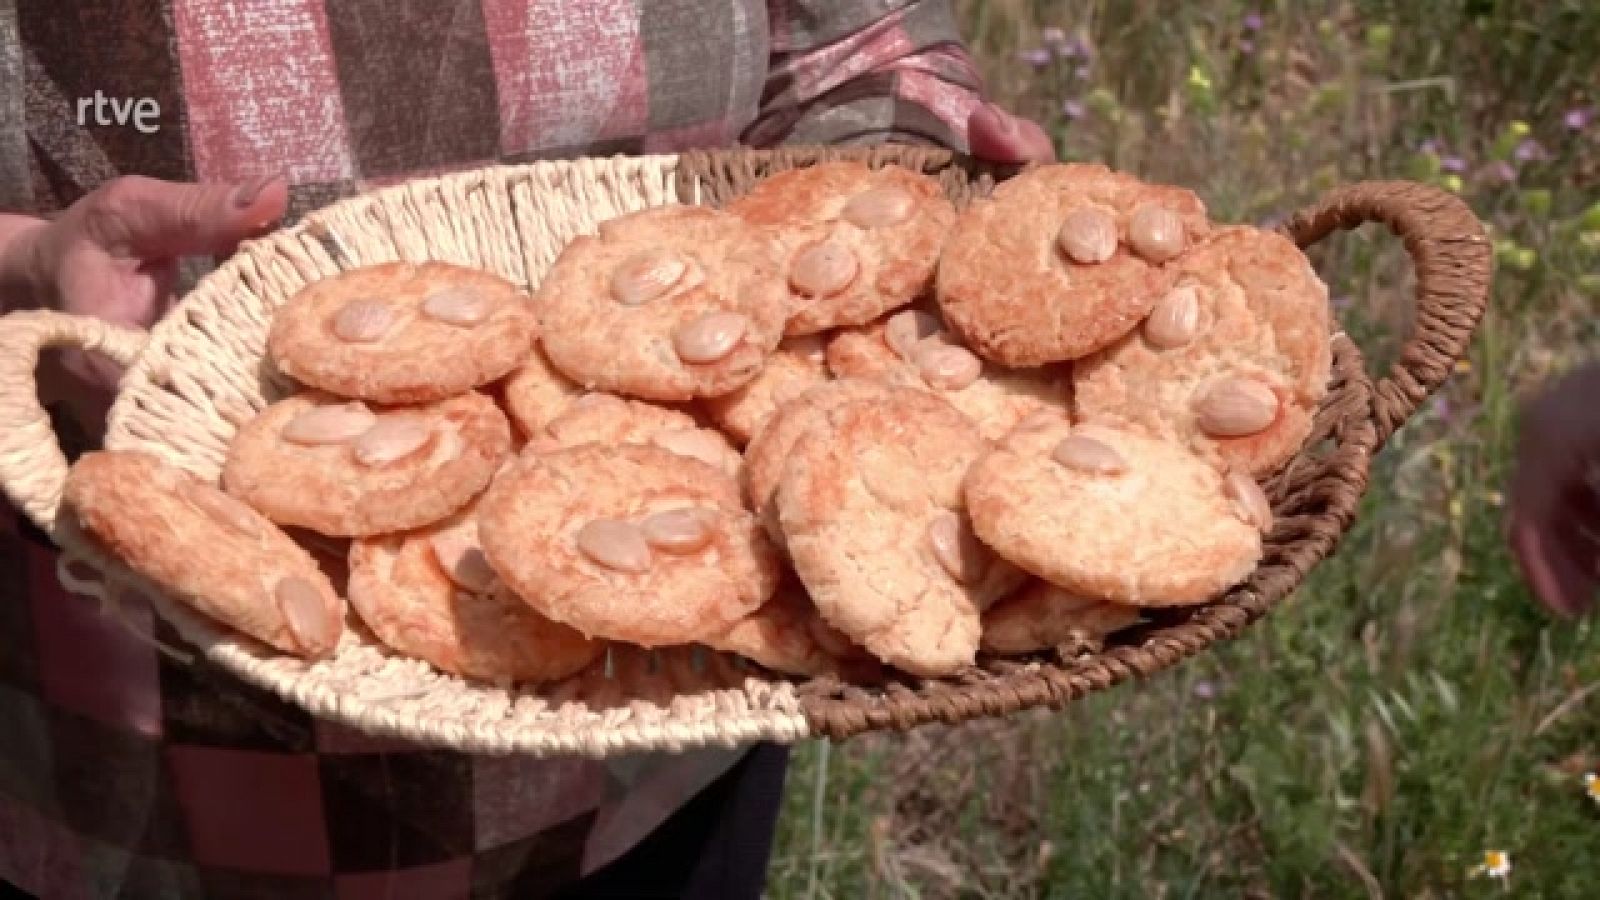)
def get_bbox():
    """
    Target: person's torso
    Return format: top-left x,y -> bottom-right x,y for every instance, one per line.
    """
7,0 -> 772,218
